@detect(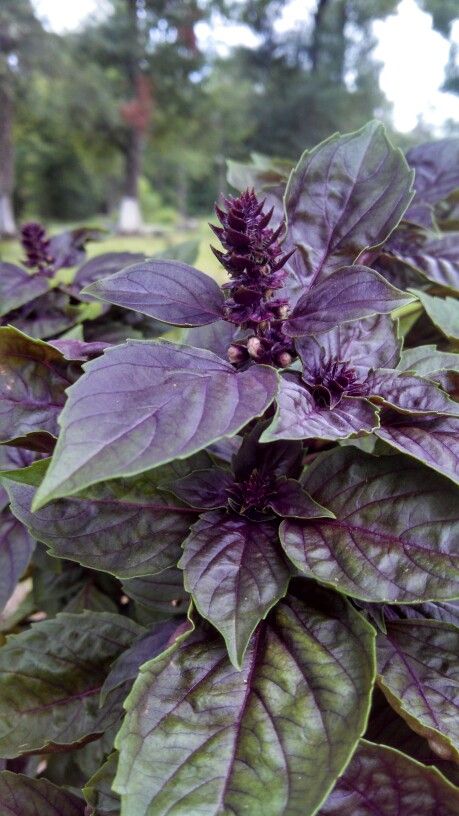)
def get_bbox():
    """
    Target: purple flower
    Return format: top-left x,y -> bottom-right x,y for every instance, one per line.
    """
20,222 -> 54,275
211,188 -> 295,365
